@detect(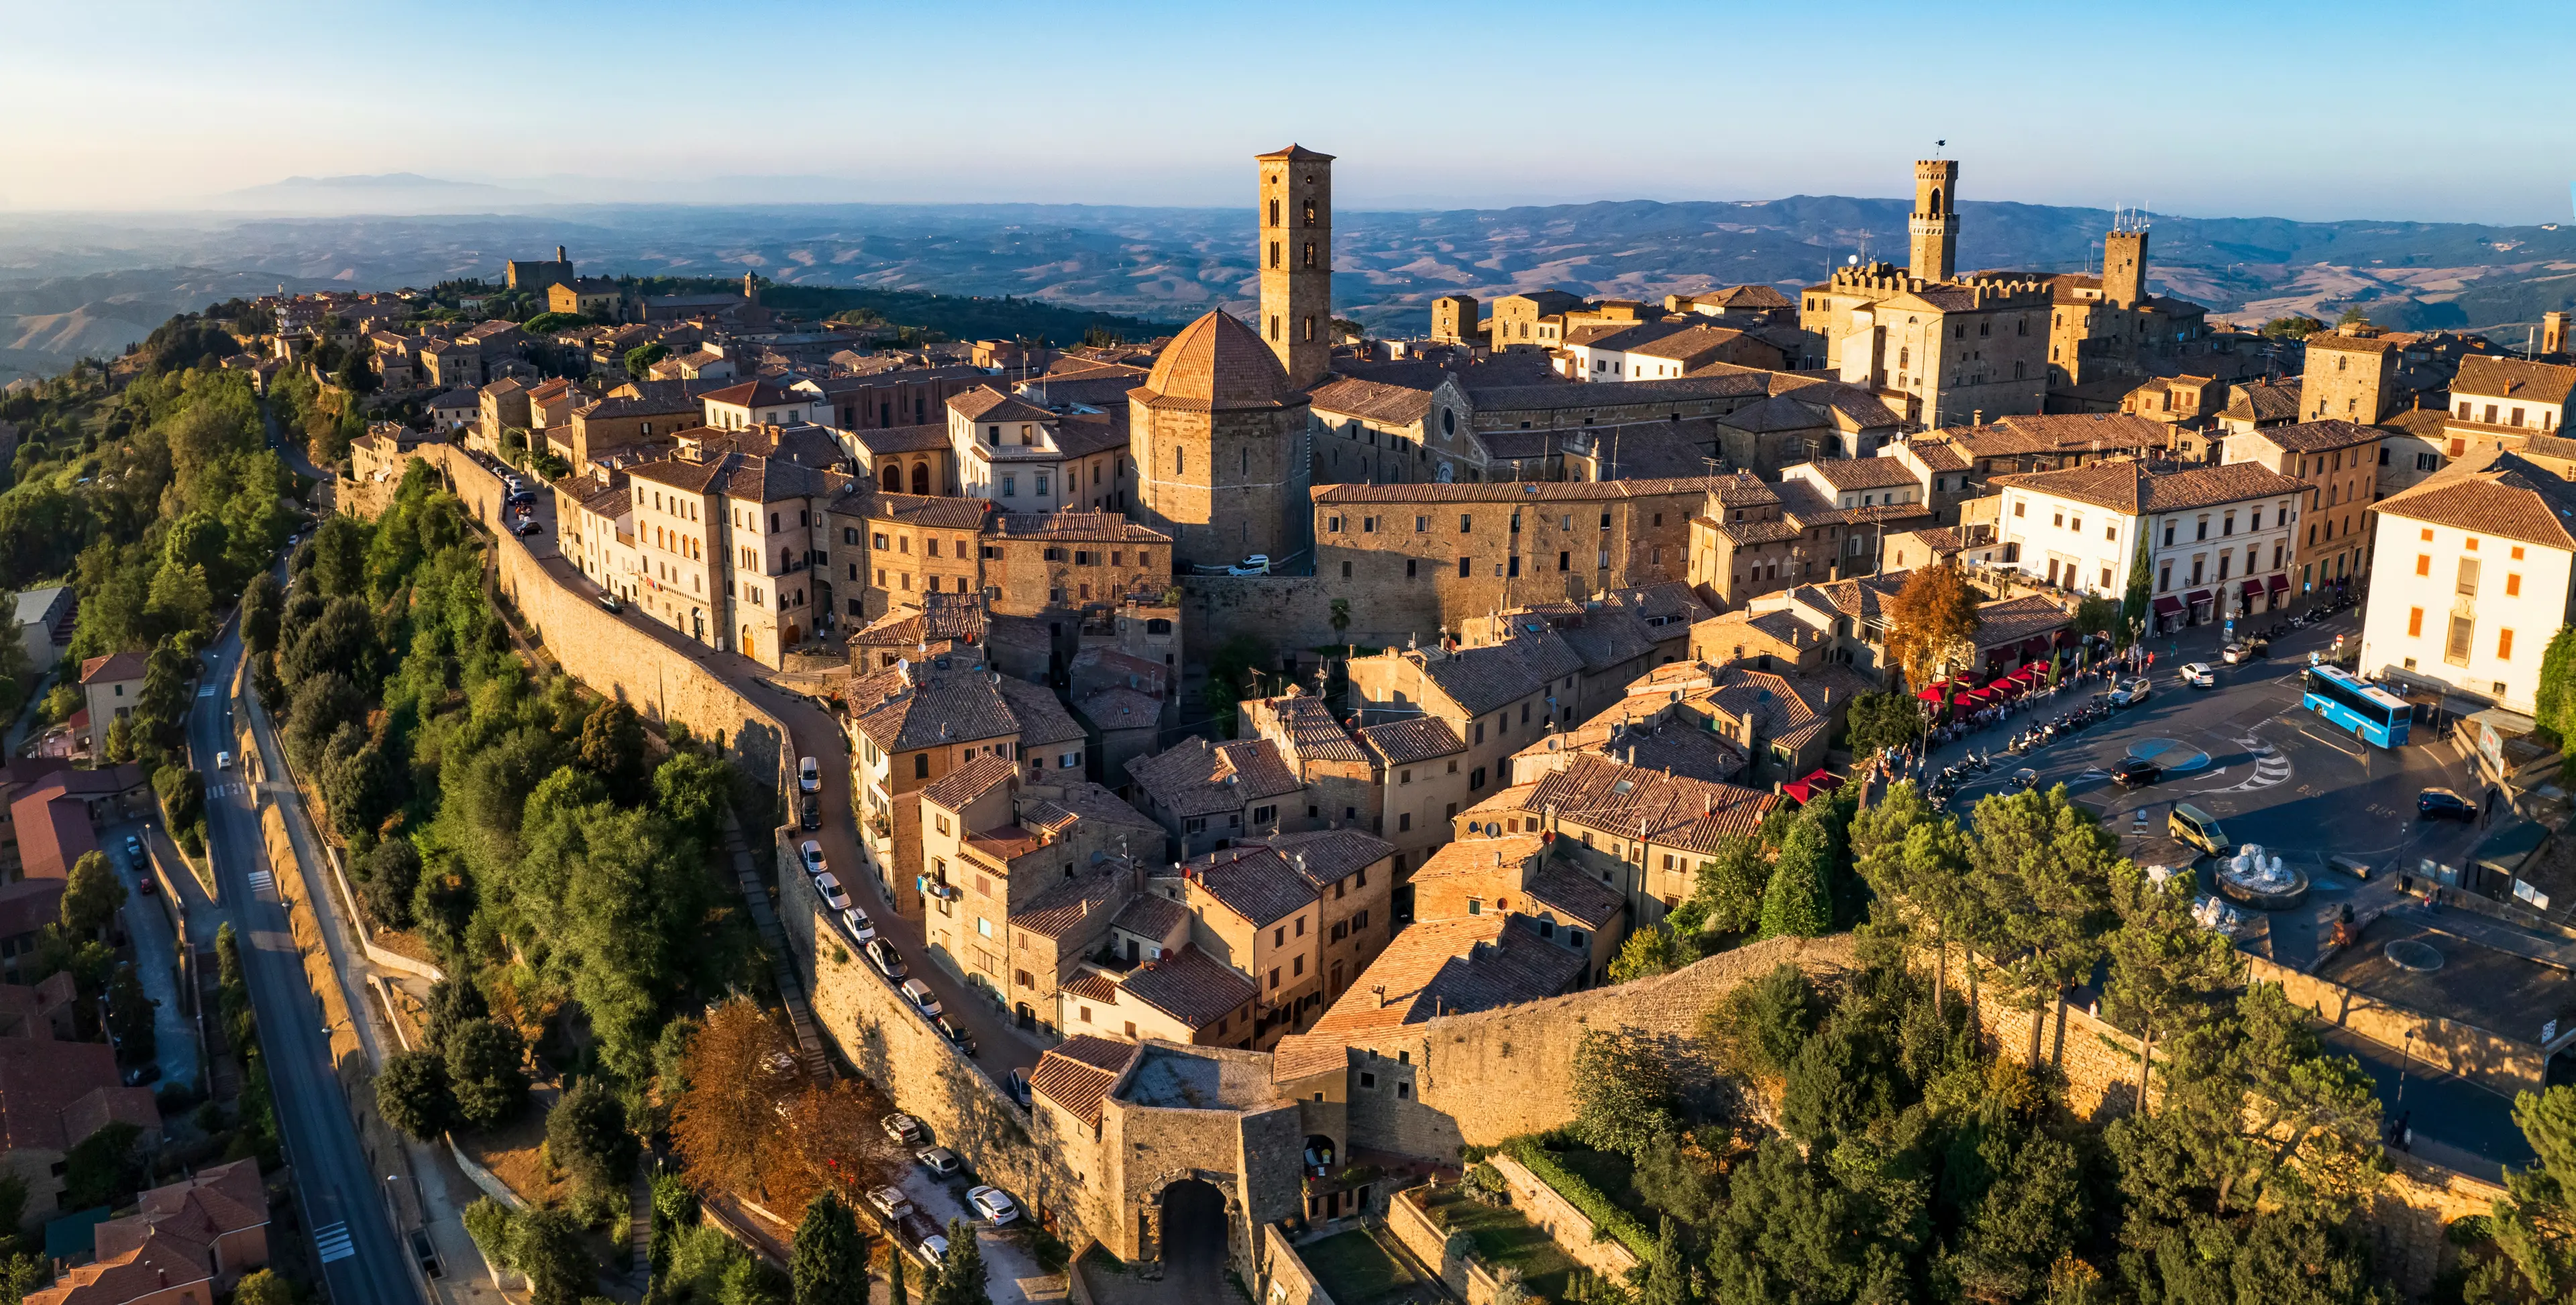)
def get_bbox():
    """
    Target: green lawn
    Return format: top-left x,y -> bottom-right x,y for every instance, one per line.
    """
1297,1230 -> 1417,1305
1427,1190 -> 1578,1300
